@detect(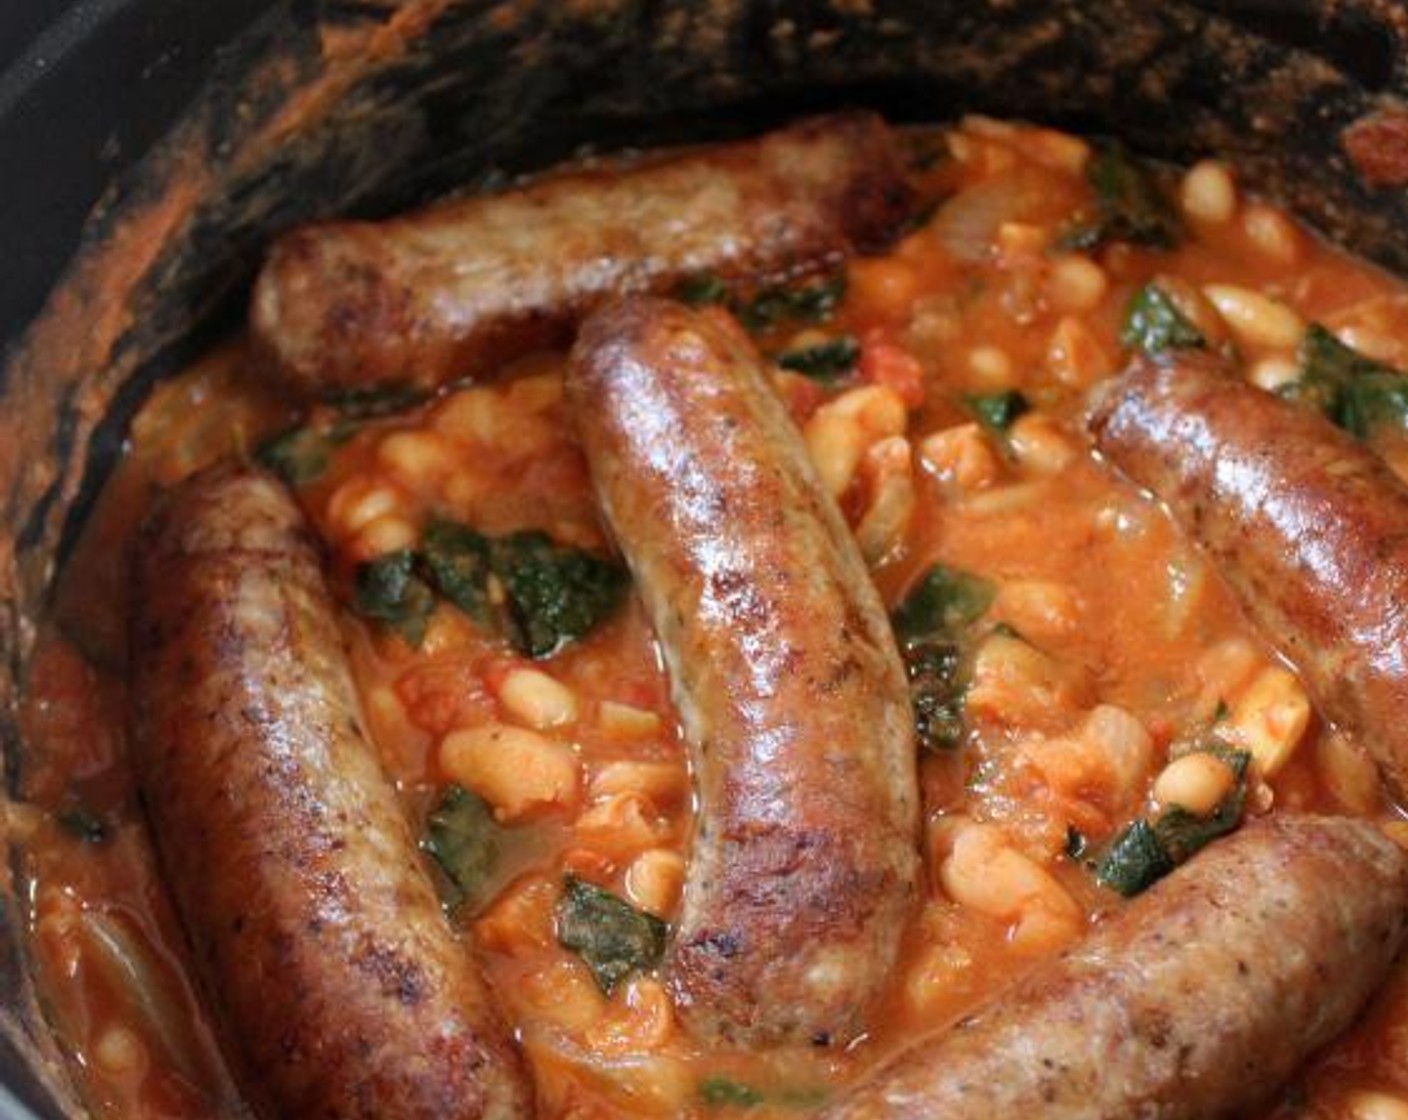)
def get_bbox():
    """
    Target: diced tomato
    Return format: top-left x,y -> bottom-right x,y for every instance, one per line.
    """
859,331 -> 926,408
